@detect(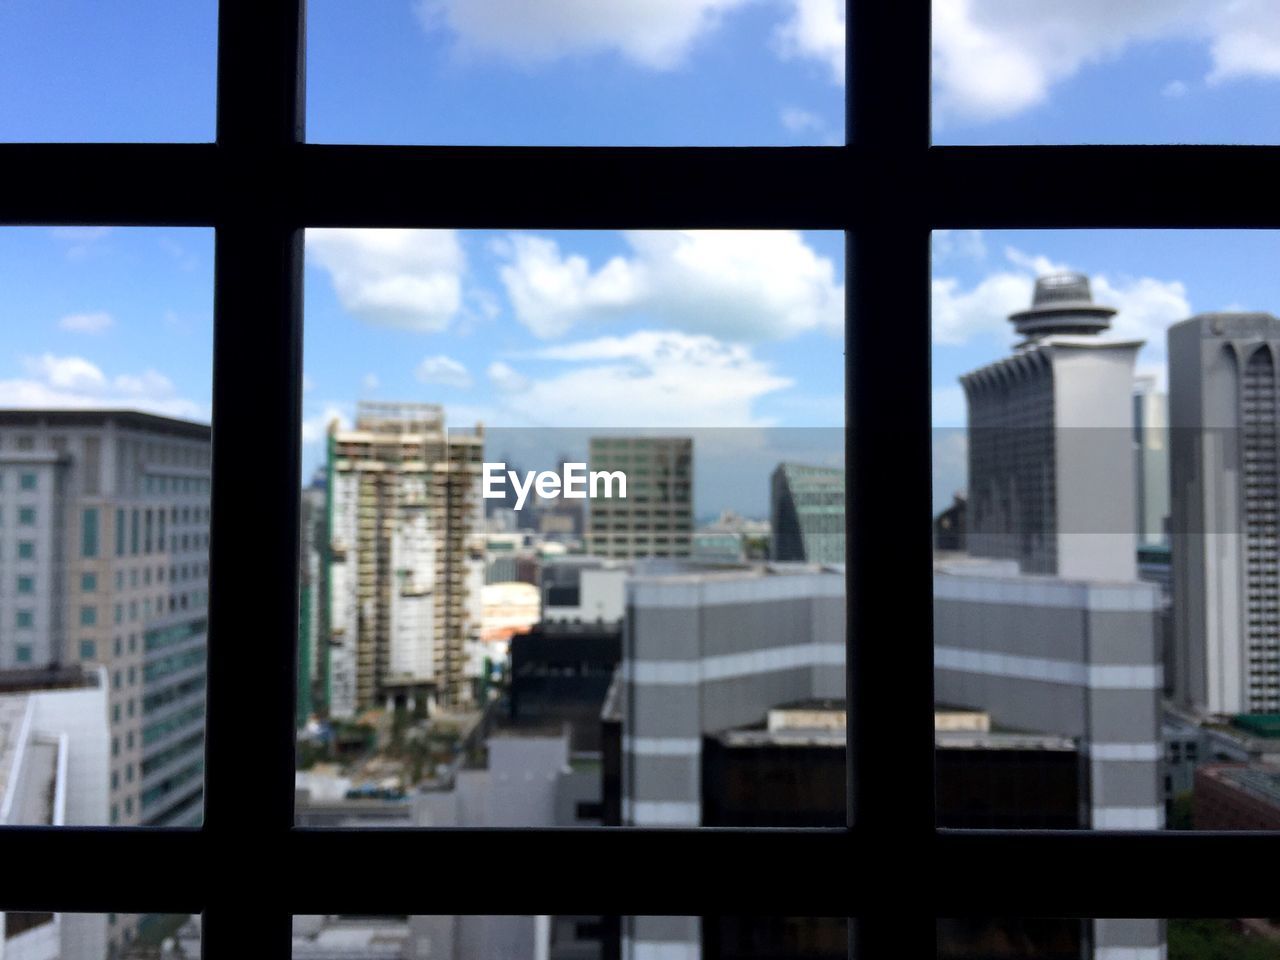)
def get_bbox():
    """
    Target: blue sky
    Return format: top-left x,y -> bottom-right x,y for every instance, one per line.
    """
2,2 -> 1280,512
931,229 -> 1280,511
3,0 -> 1277,144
